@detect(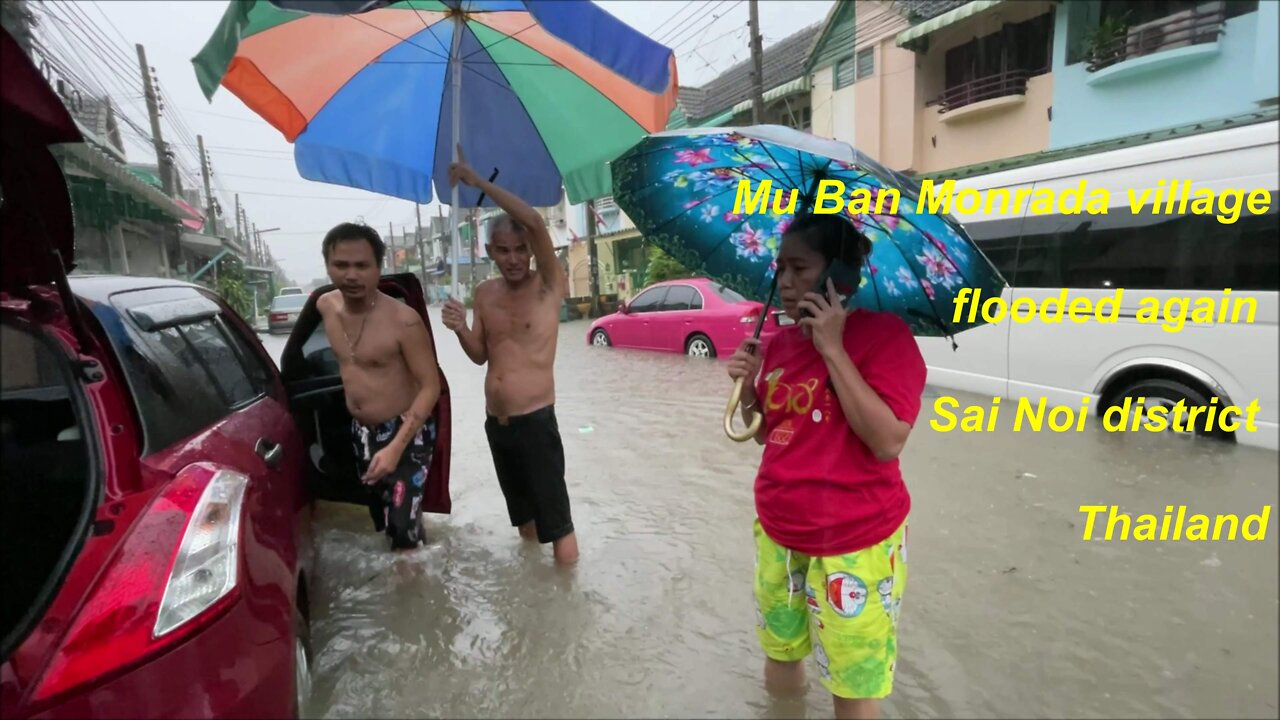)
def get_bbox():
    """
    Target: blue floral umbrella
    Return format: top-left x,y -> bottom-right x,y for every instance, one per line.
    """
611,125 -> 1008,341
